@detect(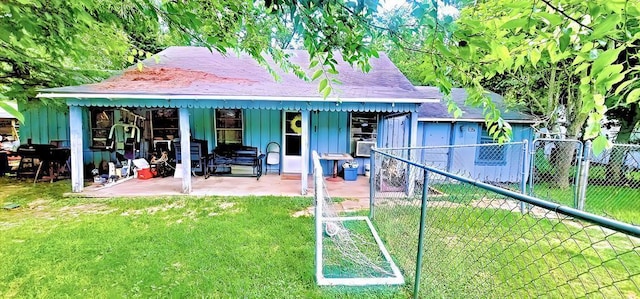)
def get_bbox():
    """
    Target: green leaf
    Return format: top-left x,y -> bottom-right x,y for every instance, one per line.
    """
591,134 -> 611,155
626,88 -> 640,104
322,86 -> 331,98
0,100 -> 24,123
614,78 -> 637,95
127,55 -> 135,64
591,47 -> 623,75
311,69 -> 323,81
318,78 -> 328,92
559,29 -> 571,52
529,49 -> 541,66
495,45 -> 510,62
590,14 -> 620,39
136,62 -> 143,72
500,18 -> 528,30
